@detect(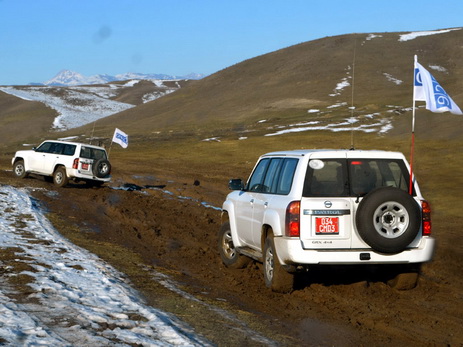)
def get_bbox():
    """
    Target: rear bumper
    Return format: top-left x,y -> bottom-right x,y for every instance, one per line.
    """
67,168 -> 111,182
274,236 -> 435,265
